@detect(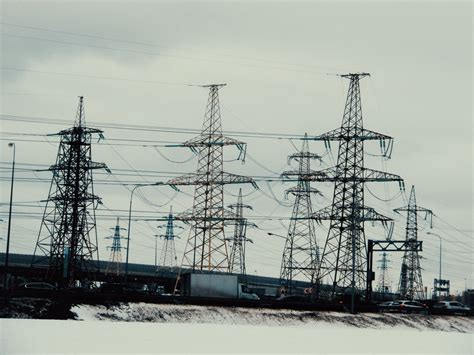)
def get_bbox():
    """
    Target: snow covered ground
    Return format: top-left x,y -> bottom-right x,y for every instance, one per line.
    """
1,303 -> 473,354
